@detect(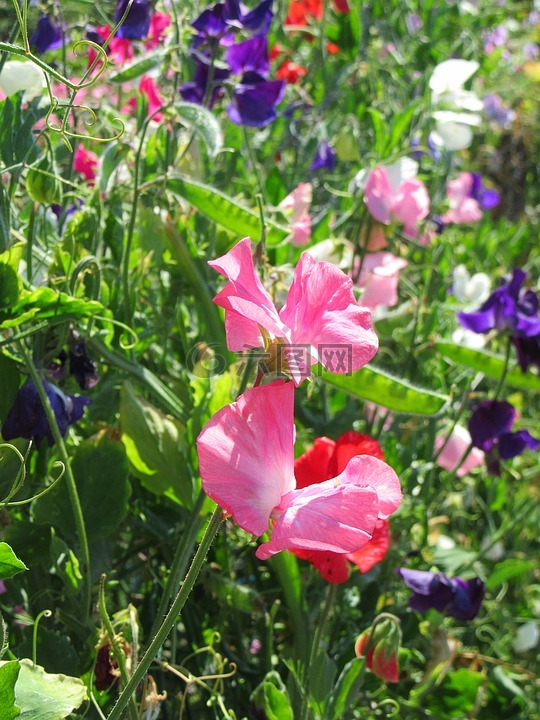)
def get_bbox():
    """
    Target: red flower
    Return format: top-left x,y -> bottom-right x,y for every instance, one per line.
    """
326,41 -> 340,54
332,0 -> 350,13
355,616 -> 401,683
293,431 -> 391,583
276,60 -> 307,84
285,0 -> 323,27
